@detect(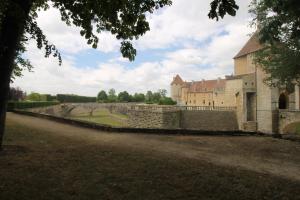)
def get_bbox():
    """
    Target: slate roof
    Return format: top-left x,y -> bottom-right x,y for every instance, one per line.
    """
234,34 -> 264,59
171,74 -> 226,92
188,79 -> 226,93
